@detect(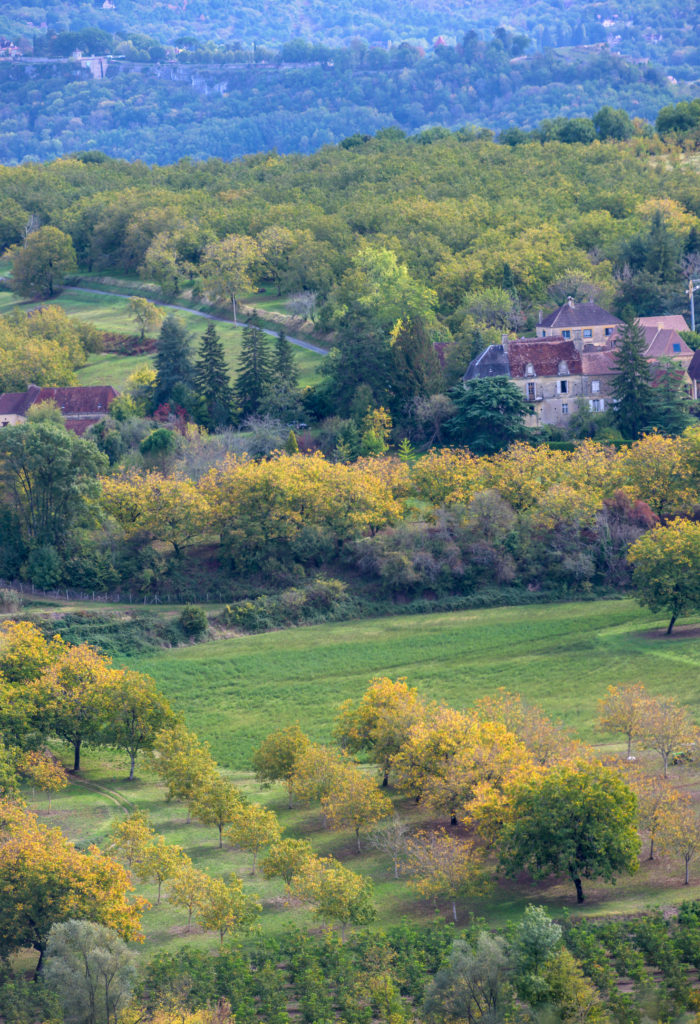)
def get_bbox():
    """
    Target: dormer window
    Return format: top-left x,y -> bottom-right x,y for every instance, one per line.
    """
558,360 -> 569,375
526,362 -> 535,377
